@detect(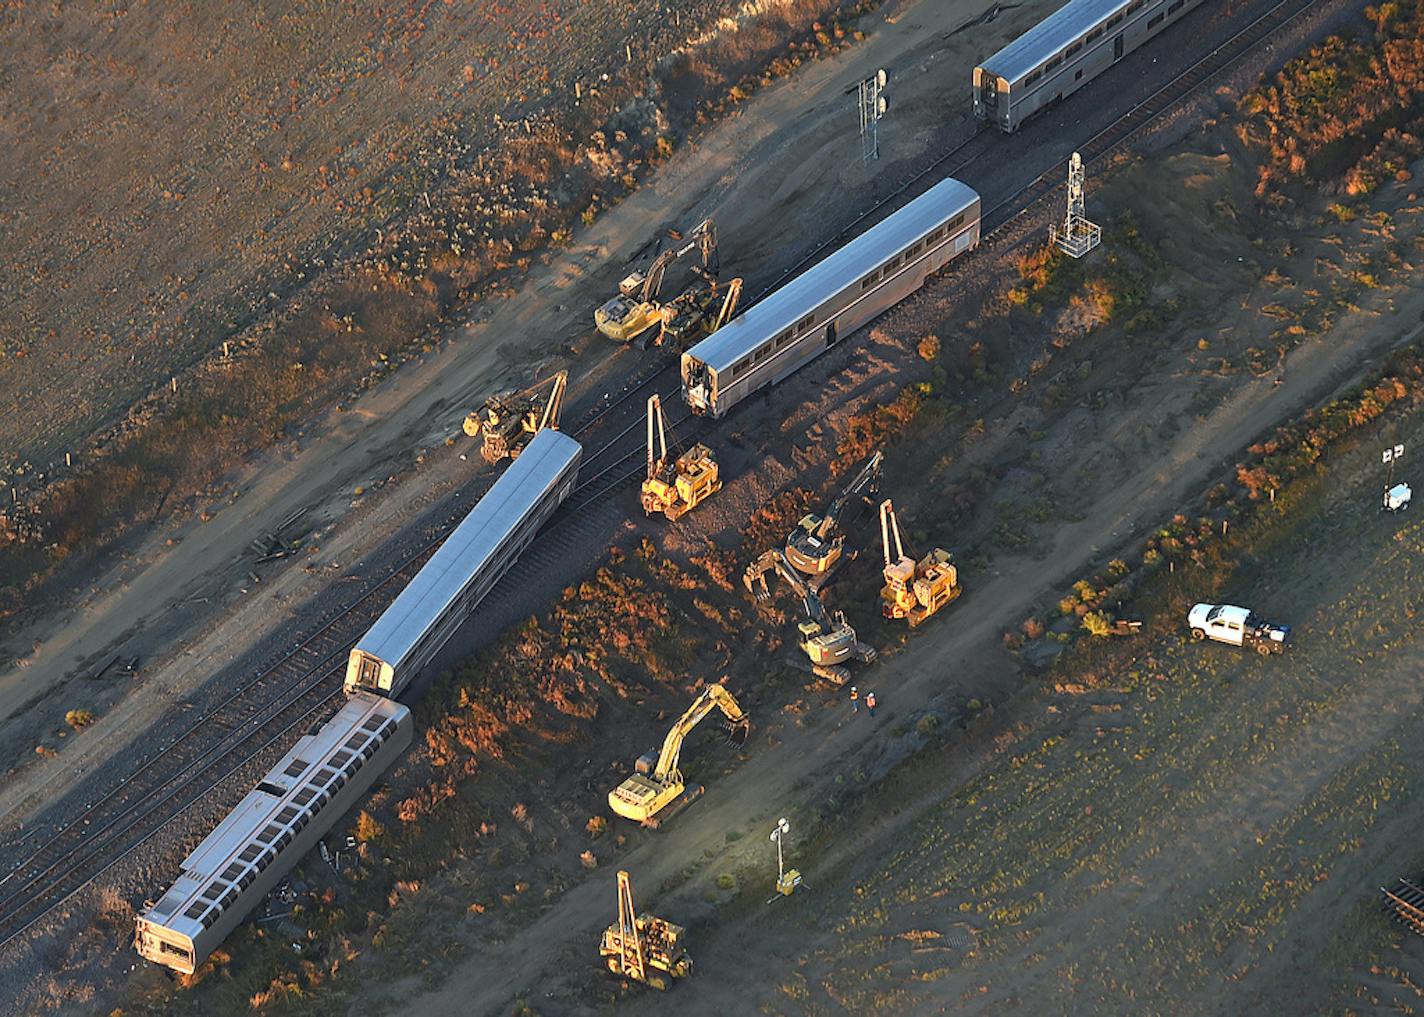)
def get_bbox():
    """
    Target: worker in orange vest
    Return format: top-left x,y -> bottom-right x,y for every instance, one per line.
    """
850,686 -> 859,713
865,690 -> 877,717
